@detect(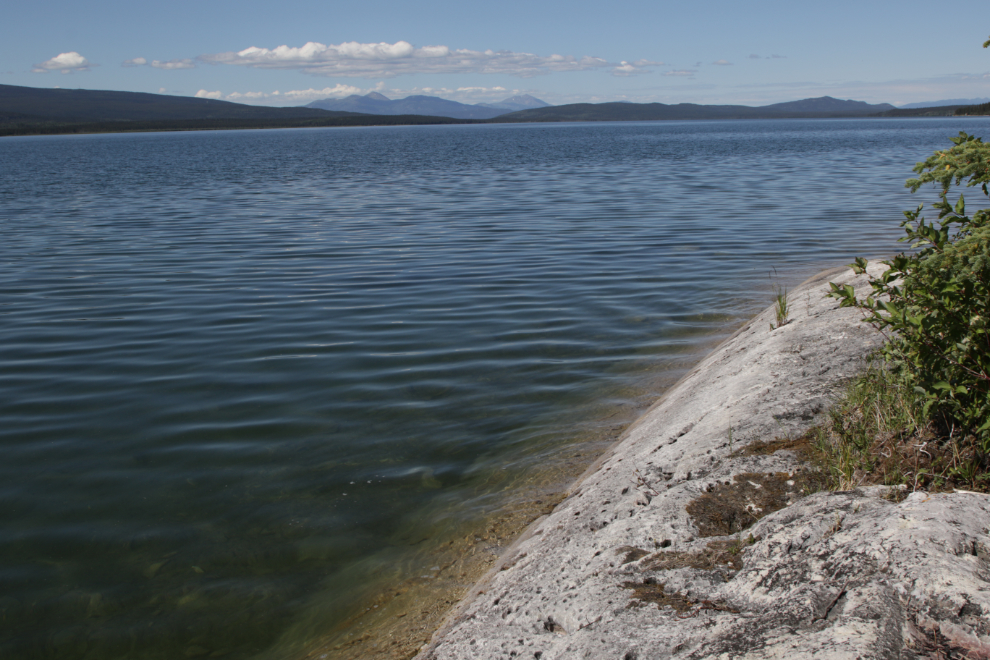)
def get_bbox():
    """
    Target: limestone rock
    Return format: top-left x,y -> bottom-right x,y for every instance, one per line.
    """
416,263 -> 990,660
